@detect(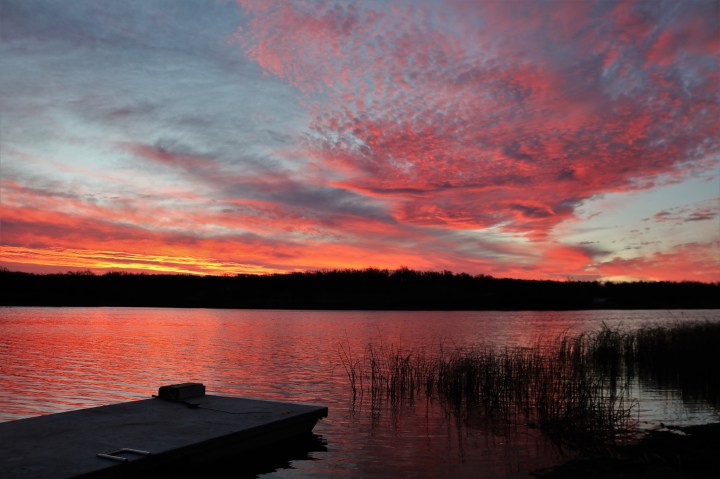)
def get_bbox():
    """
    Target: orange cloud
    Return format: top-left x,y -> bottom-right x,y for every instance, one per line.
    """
2,1 -> 717,282
593,242 -> 720,282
